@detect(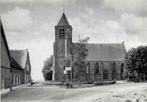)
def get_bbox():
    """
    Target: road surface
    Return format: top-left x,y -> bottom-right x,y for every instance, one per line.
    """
1,82 -> 147,102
